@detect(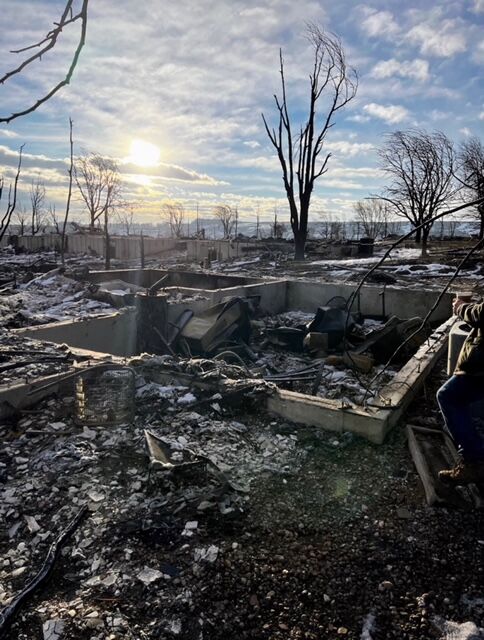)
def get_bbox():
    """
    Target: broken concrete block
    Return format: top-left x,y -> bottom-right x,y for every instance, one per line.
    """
137,567 -> 164,585
42,619 -> 65,640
